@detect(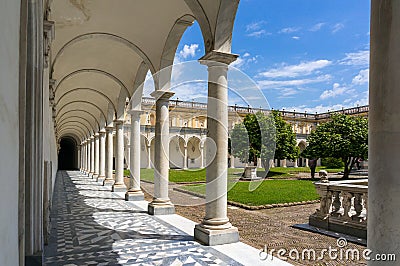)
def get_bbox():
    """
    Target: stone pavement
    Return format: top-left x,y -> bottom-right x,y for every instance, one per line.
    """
44,171 -> 290,266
